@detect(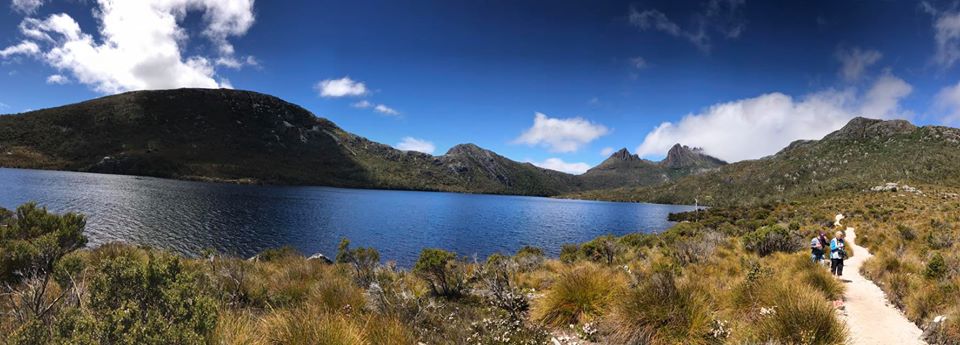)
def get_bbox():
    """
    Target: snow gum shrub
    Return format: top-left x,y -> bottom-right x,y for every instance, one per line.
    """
85,250 -> 218,344
532,261 -> 625,328
559,243 -> 579,264
0,202 -> 87,284
336,238 -> 381,287
604,269 -> 713,345
742,225 -> 802,256
413,248 -> 467,298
